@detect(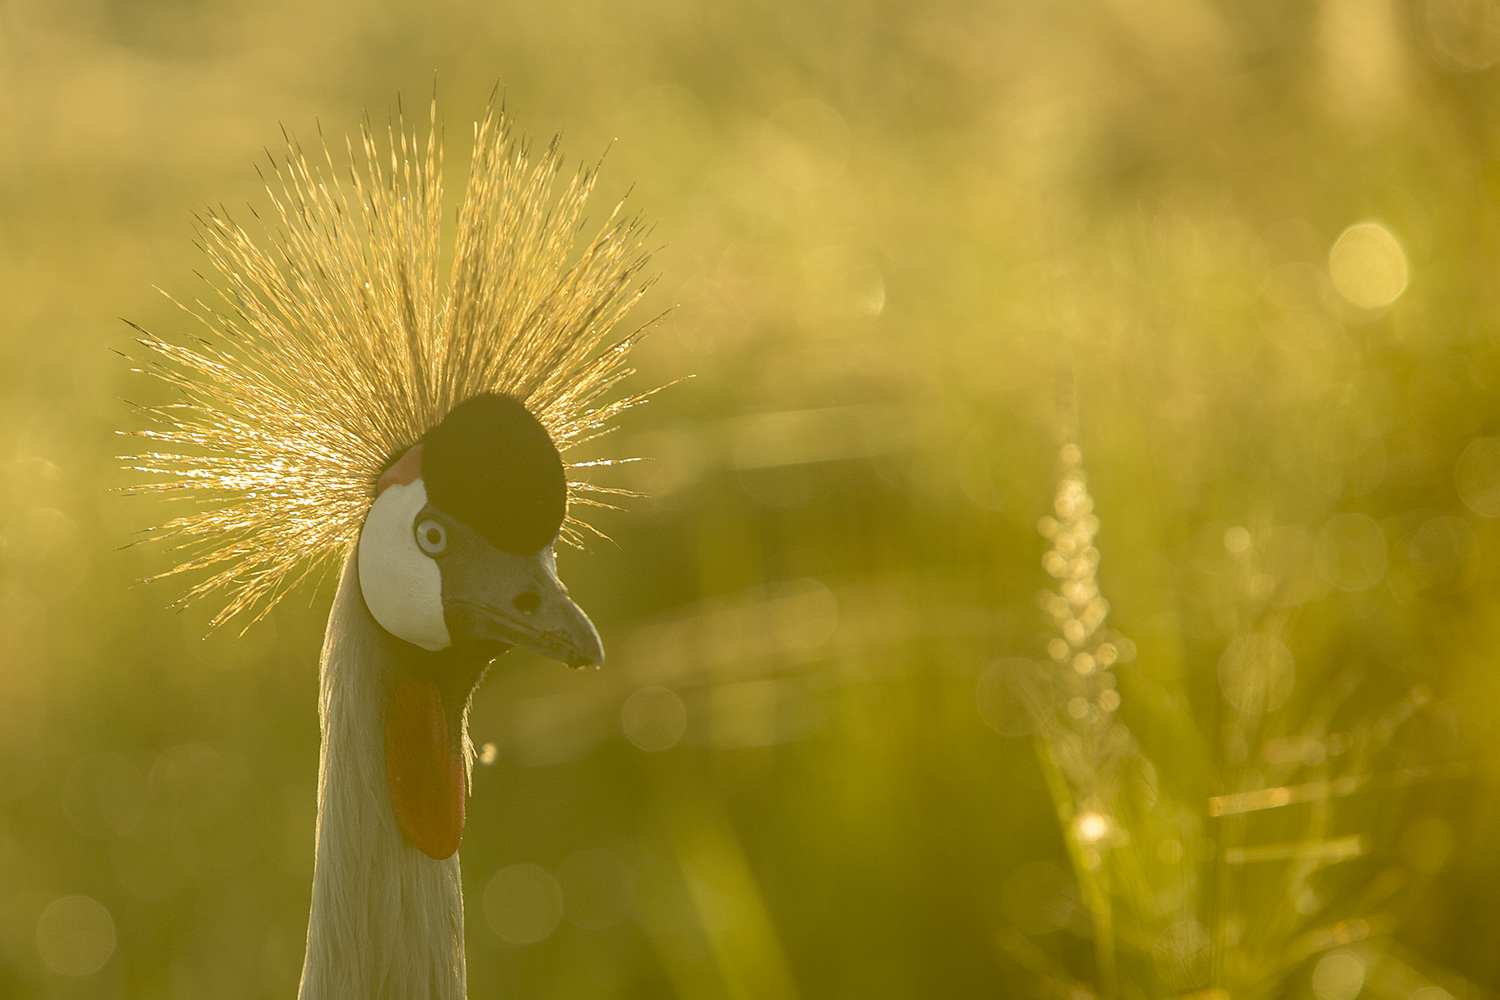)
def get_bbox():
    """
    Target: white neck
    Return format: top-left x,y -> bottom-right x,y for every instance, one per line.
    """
298,547 -> 467,1000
